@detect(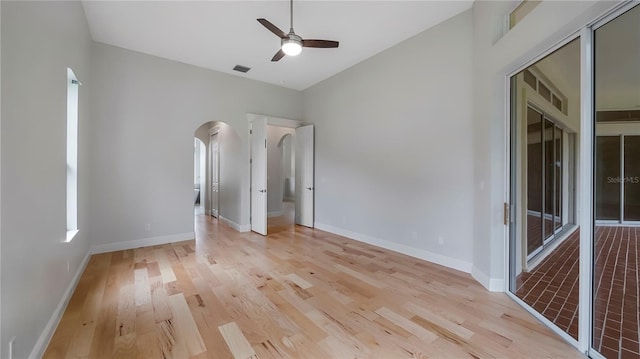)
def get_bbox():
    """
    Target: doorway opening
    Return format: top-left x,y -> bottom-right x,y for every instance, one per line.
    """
249,114 -> 314,236
194,138 -> 206,216
193,120 -> 243,231
266,129 -> 296,234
